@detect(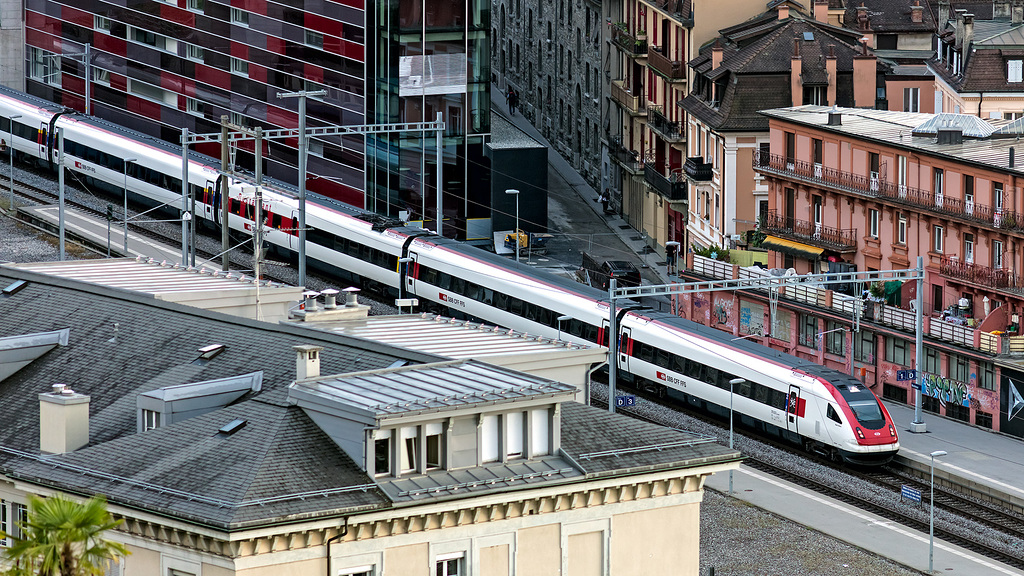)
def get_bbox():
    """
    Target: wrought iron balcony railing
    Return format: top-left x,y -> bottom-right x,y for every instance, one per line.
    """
648,105 -> 683,141
644,160 -> 686,201
761,210 -> 858,252
940,255 -> 1023,294
753,150 -> 1024,234
683,156 -> 712,181
608,136 -> 641,171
